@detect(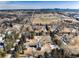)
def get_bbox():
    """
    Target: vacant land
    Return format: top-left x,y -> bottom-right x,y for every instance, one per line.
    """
0,10 -> 79,58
